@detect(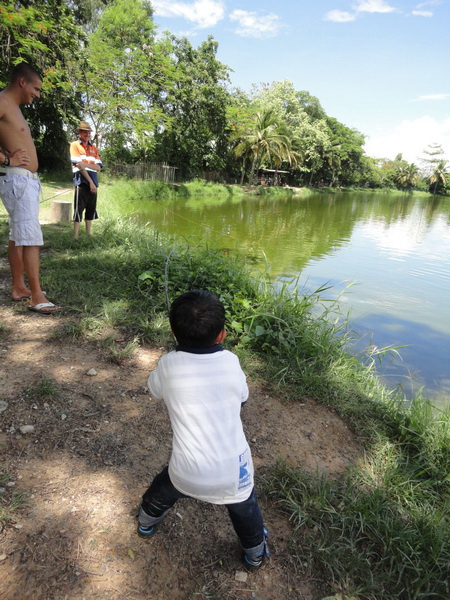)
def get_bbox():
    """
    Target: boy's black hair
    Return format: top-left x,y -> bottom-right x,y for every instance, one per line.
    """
10,62 -> 42,84
169,290 -> 225,349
